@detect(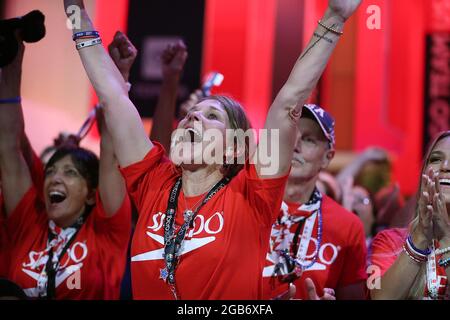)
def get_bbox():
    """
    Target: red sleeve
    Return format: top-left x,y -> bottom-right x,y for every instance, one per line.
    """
337,217 -> 368,287
369,228 -> 407,277
119,142 -> 178,214
233,163 -> 289,227
93,191 -> 132,252
5,186 -> 47,245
